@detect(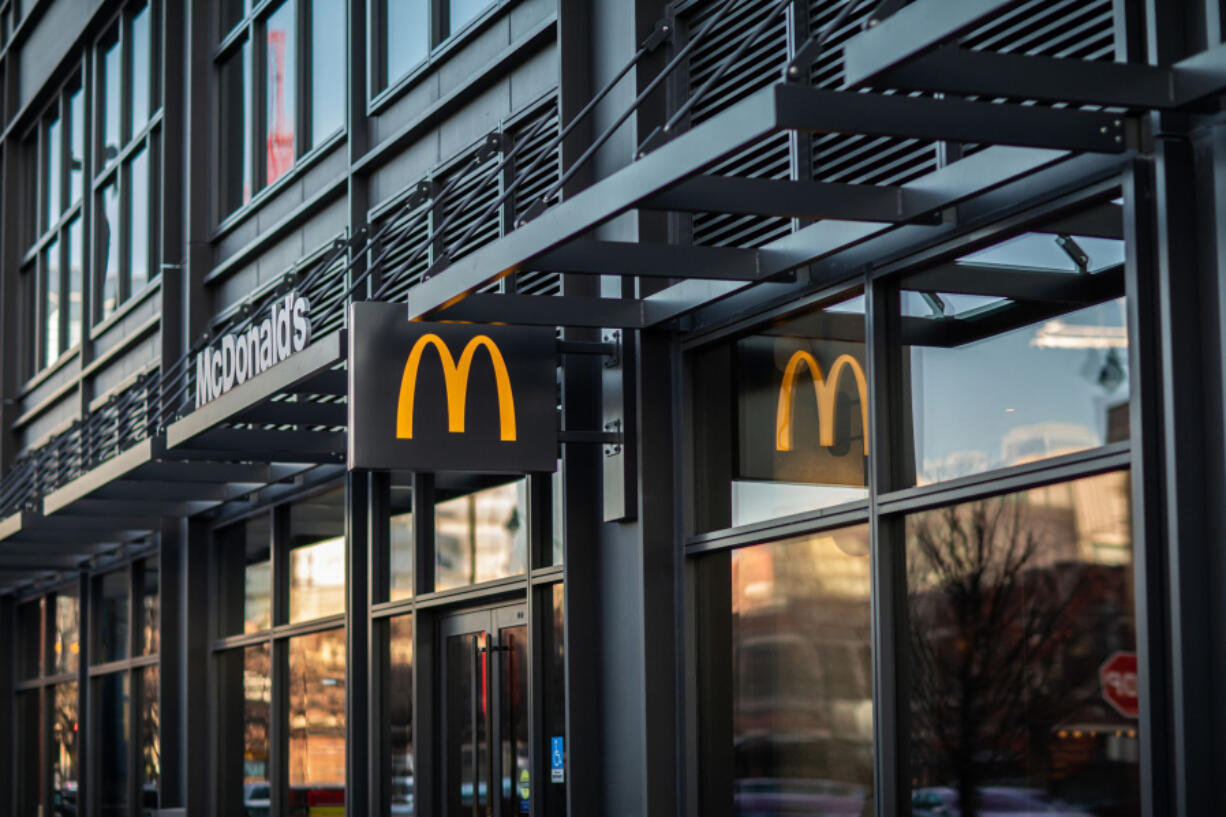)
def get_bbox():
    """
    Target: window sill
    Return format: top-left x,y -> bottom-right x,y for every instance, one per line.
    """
17,345 -> 81,401
90,275 -> 162,341
367,0 -> 515,117
212,128 -> 347,241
